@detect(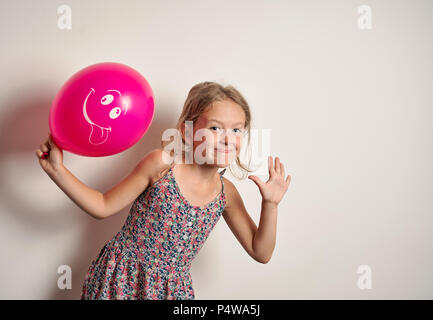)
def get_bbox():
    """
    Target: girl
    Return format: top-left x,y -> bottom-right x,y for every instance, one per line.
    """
36,81 -> 291,300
